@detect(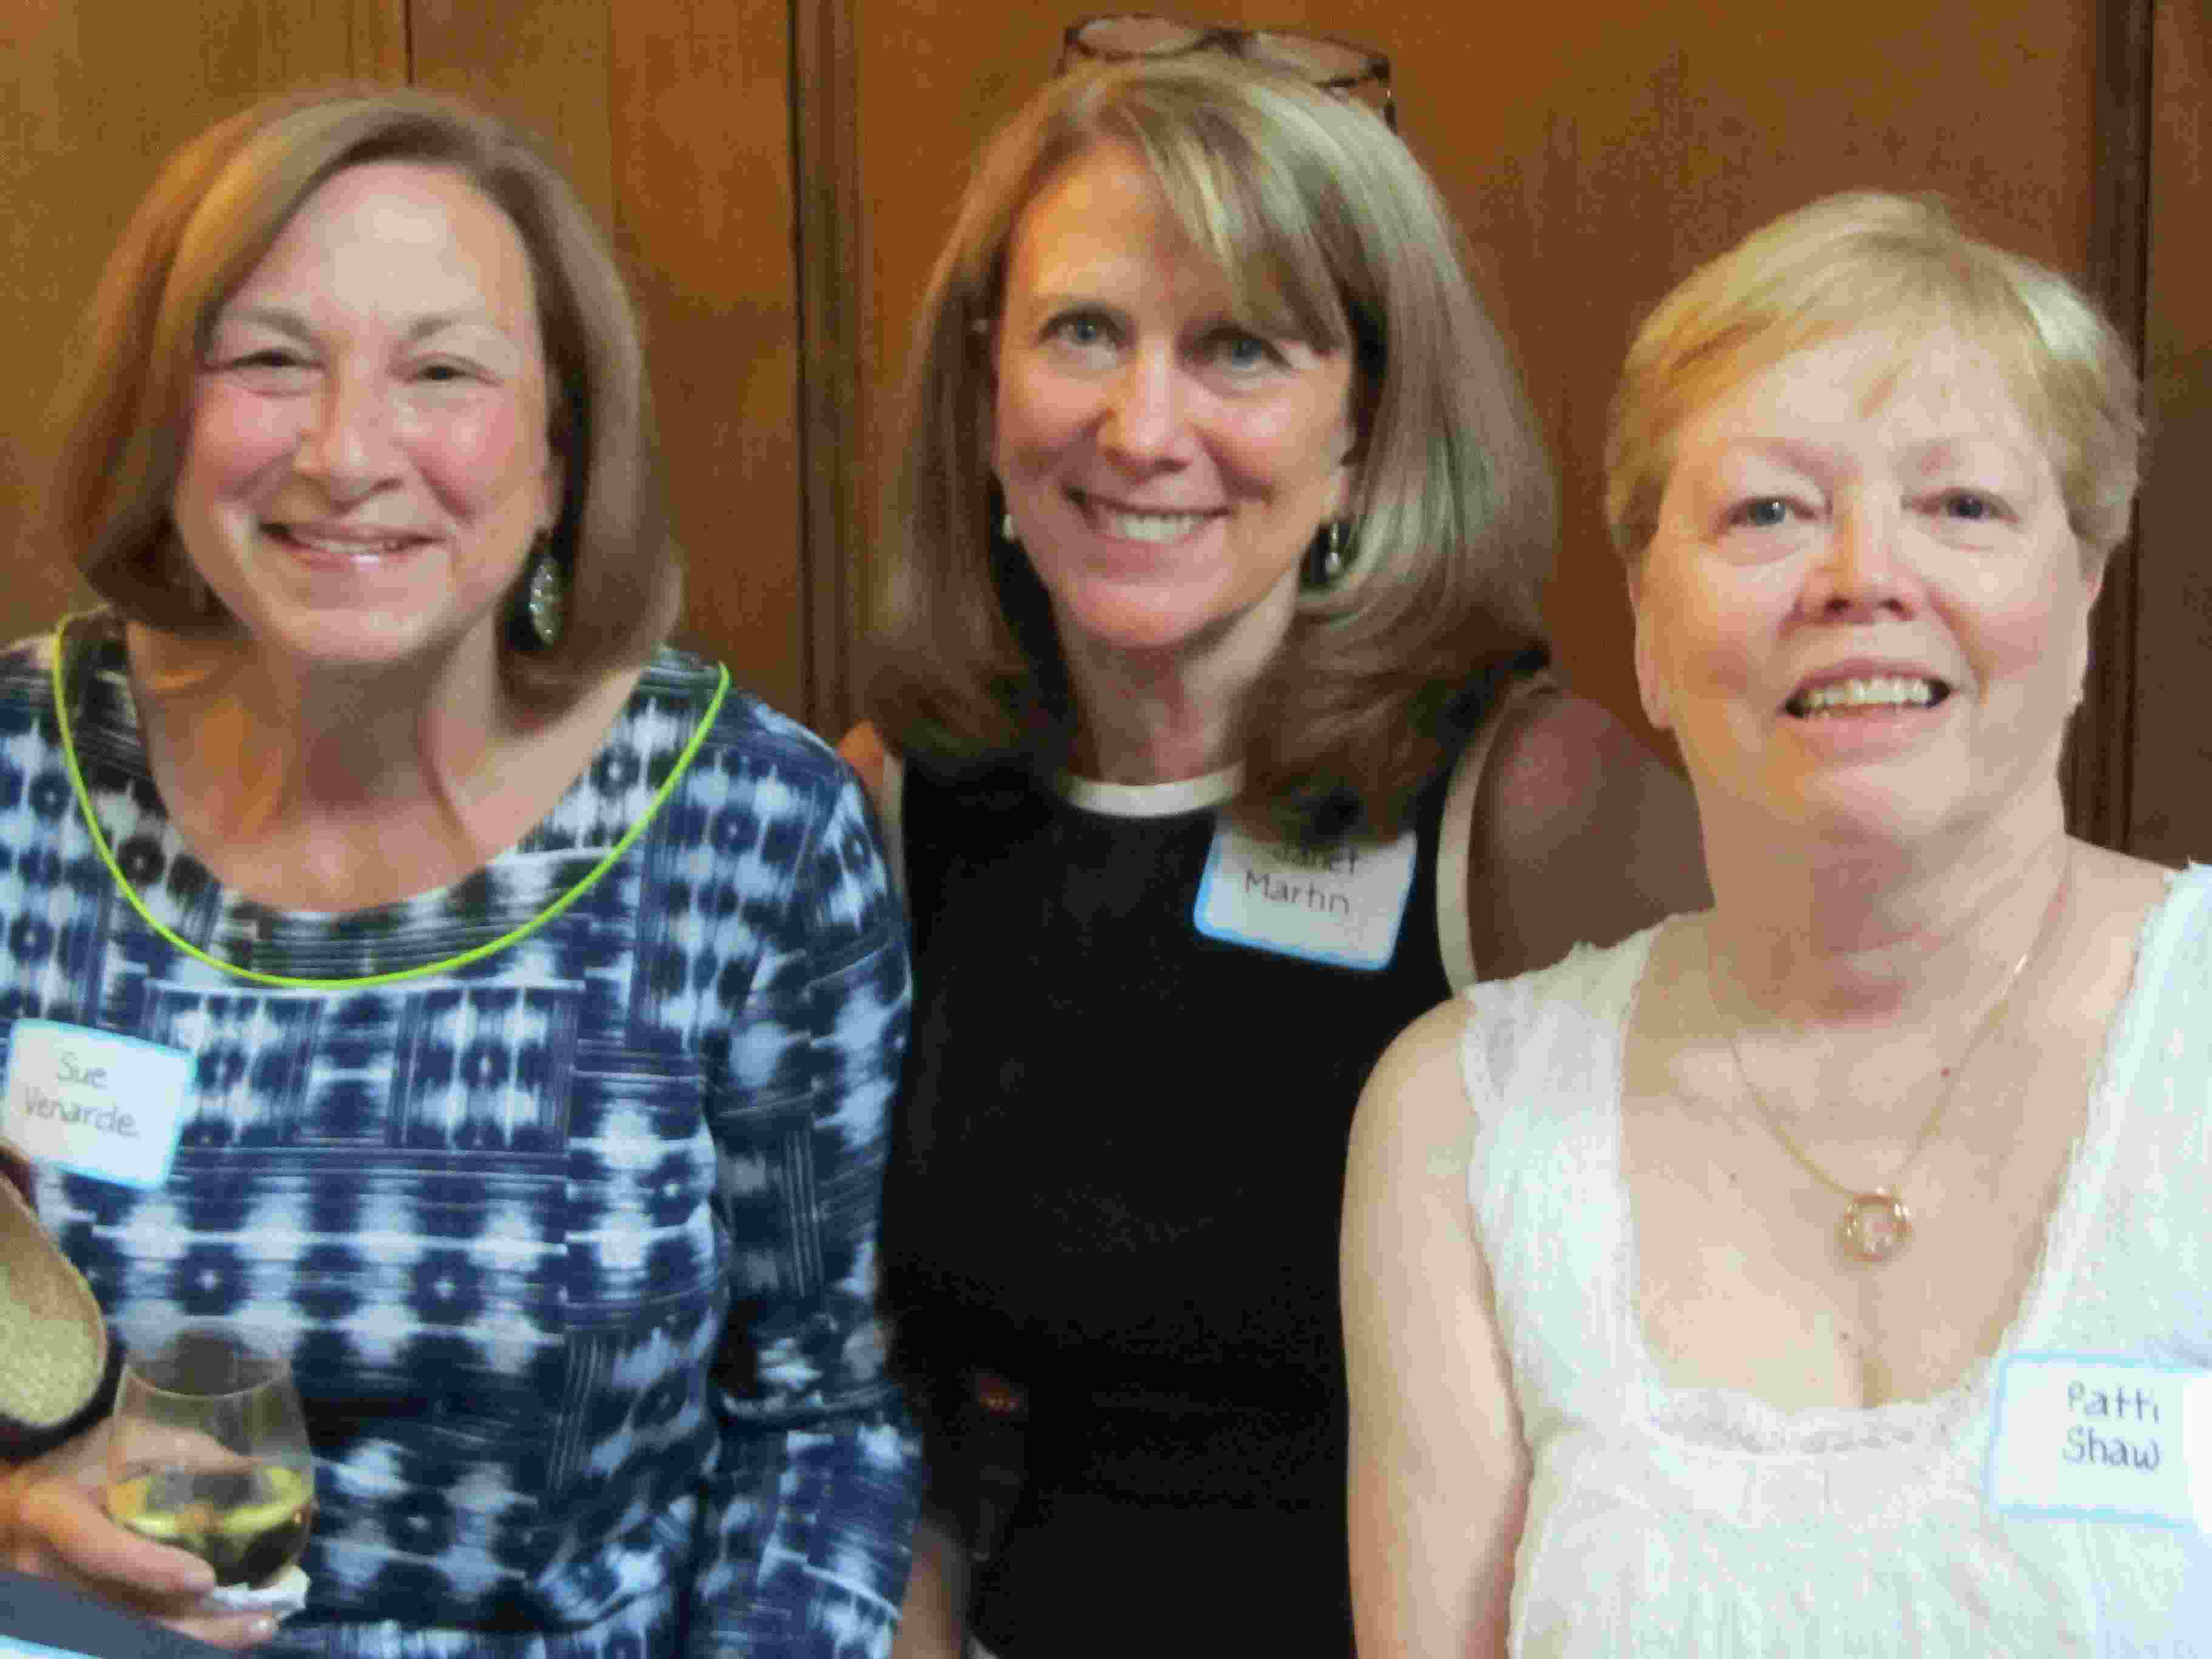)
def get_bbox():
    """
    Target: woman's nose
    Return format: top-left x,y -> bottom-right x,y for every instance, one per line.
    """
1802,498 -> 1917,619
293,372 -> 401,497
1097,350 -> 1185,462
